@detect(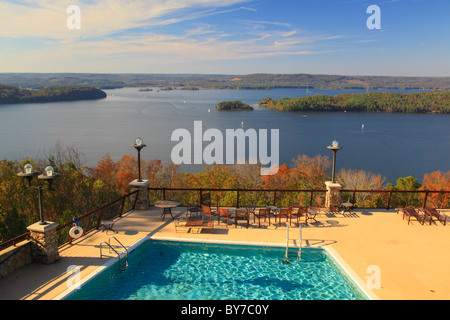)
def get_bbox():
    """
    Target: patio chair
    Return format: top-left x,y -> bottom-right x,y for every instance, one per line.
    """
254,207 -> 271,227
218,207 -> 232,227
401,207 -> 425,225
289,204 -> 308,226
175,214 -> 214,233
423,208 -> 447,226
201,193 -> 216,207
186,203 -> 201,219
201,204 -> 217,222
275,207 -> 291,227
232,208 -> 249,228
